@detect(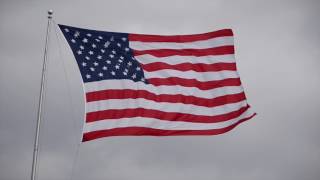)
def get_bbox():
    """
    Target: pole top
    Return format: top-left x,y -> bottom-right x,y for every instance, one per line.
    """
48,10 -> 53,19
